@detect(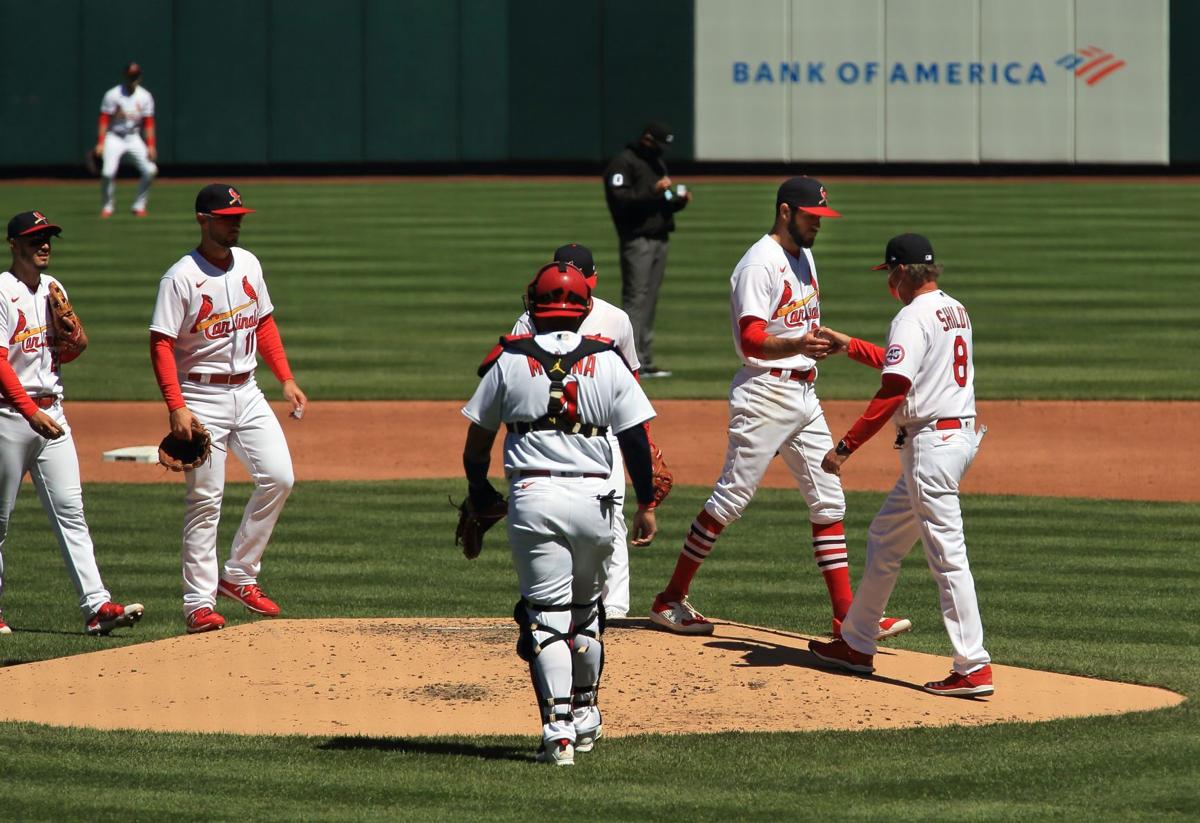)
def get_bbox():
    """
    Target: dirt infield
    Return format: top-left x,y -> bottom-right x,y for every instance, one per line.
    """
0,618 -> 1181,738
72,399 -> 1200,502
8,398 -> 1189,739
